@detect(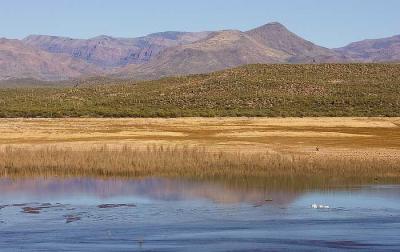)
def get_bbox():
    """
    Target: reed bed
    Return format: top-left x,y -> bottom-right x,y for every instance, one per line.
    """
0,145 -> 399,180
